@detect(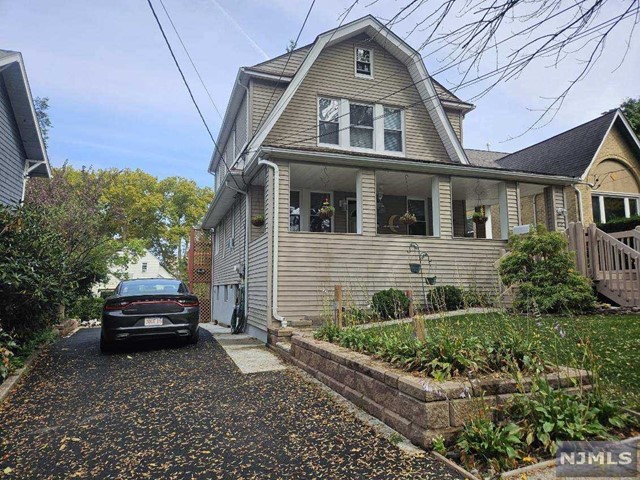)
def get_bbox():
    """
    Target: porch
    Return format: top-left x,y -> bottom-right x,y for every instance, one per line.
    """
250,159 -> 571,322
